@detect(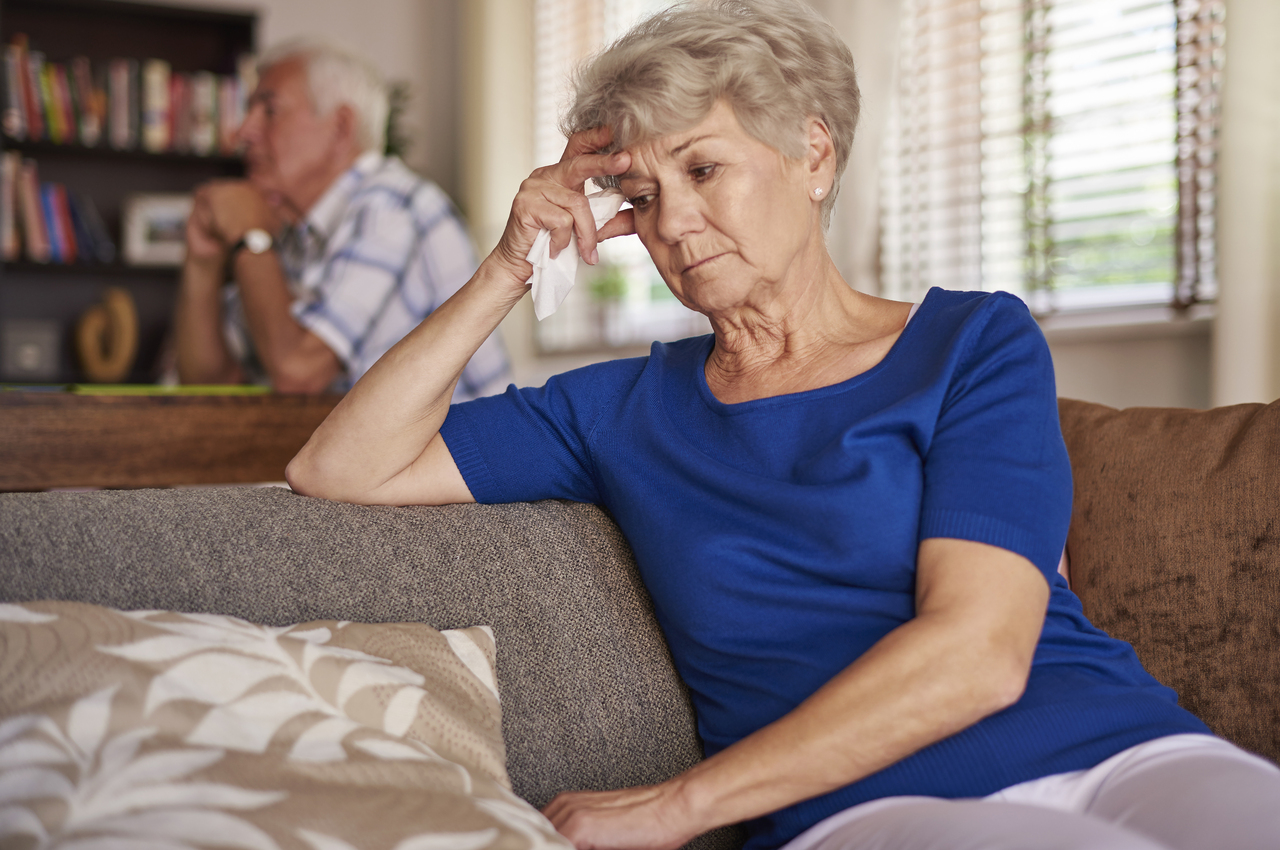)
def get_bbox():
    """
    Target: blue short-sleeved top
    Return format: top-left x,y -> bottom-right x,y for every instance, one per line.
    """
440,288 -> 1209,849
